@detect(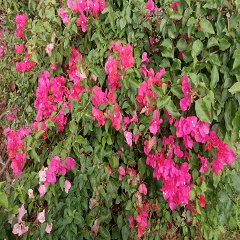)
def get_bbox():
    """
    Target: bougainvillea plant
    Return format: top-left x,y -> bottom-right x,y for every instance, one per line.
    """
0,0 -> 240,239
